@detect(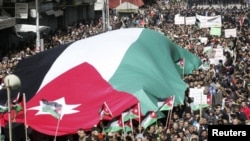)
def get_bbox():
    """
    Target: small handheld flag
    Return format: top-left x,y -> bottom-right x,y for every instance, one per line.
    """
157,96 -> 175,111
99,102 -> 113,120
41,99 -> 62,119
